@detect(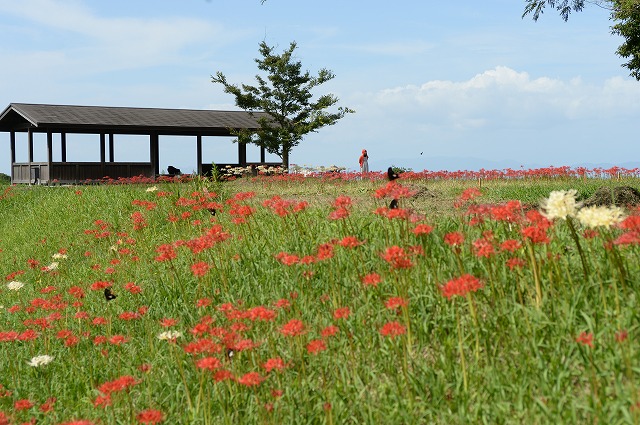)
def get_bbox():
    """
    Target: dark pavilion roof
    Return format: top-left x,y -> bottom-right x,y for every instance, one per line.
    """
0,103 -> 269,136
